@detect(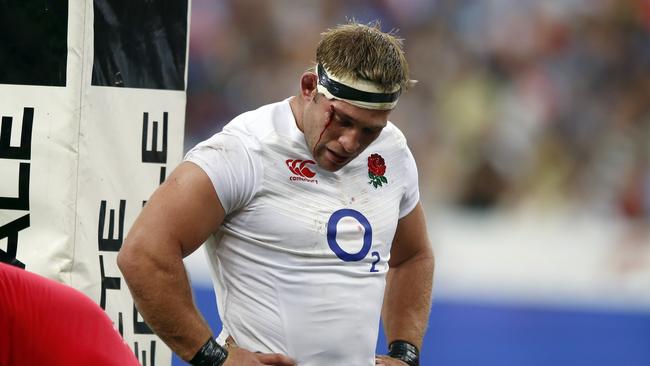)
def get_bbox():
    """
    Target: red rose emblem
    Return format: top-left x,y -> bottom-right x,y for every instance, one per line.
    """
368,154 -> 386,176
367,153 -> 388,188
